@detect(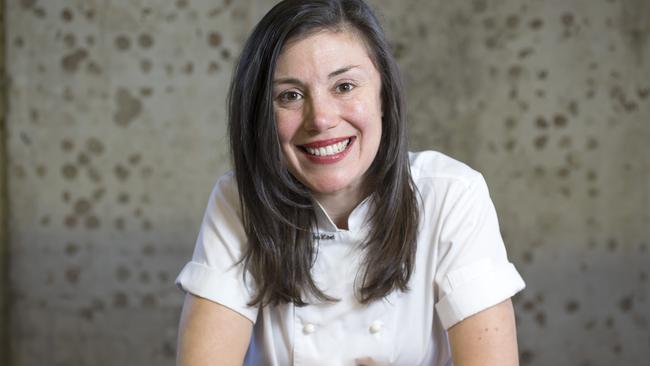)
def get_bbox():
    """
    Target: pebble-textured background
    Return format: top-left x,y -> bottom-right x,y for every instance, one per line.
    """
4,0 -> 649,365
